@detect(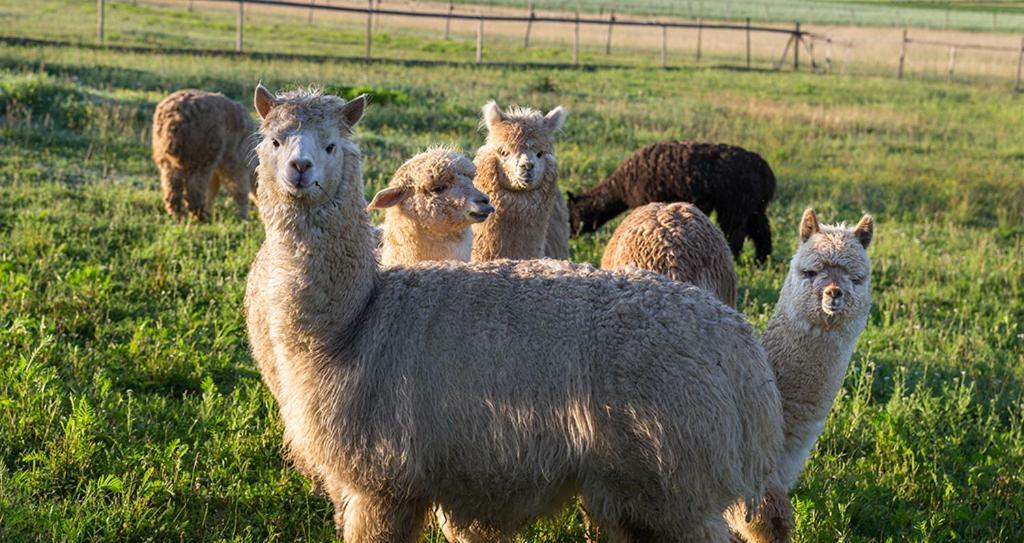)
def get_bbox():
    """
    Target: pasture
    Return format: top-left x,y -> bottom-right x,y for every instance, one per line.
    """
1,3 -> 1023,542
